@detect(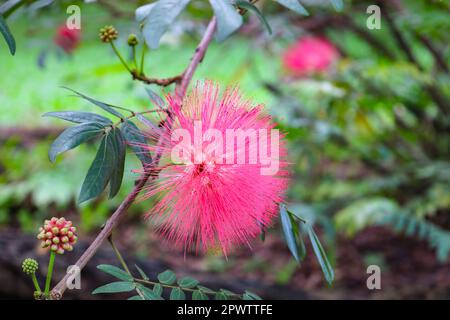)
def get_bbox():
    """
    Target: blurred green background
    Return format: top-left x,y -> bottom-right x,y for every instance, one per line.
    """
1,0 -> 450,299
